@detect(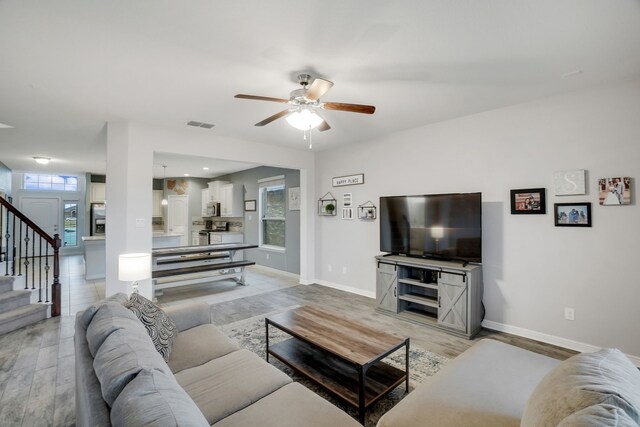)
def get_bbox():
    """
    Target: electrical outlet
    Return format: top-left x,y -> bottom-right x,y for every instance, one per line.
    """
327,264 -> 332,272
342,266 -> 347,274
564,307 -> 575,321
